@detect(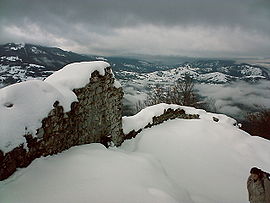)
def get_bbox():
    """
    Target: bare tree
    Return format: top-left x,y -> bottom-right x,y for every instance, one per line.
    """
146,74 -> 201,107
145,84 -> 169,106
173,74 -> 196,106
